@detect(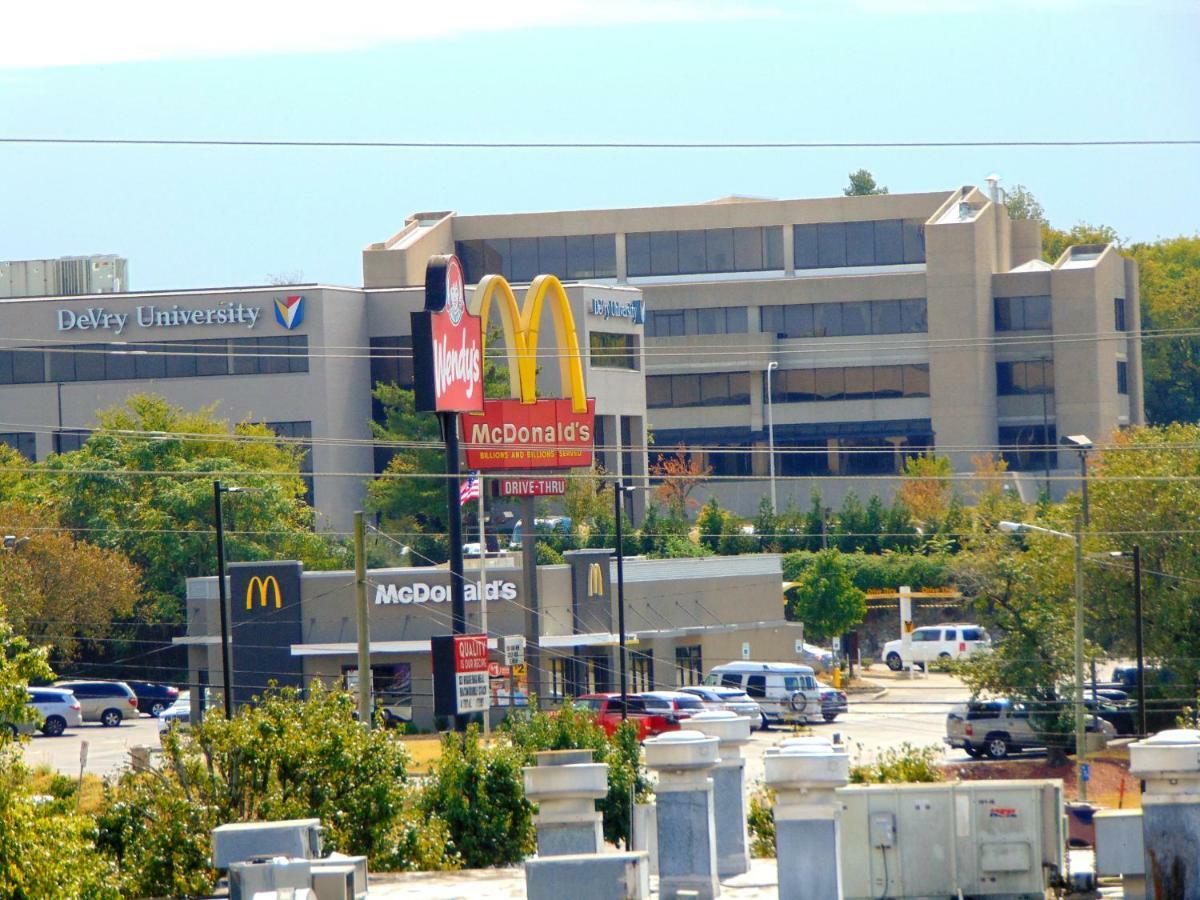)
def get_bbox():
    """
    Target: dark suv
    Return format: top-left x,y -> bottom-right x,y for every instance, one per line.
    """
124,681 -> 180,717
